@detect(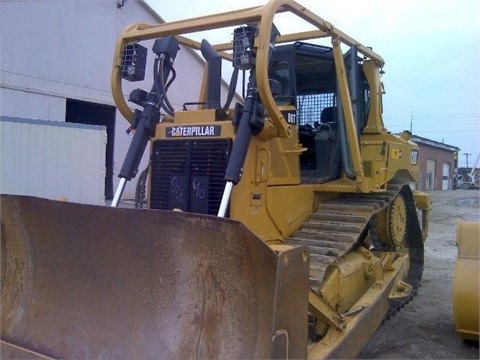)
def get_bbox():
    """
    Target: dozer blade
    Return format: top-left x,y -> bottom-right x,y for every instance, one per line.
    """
1,195 -> 309,359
